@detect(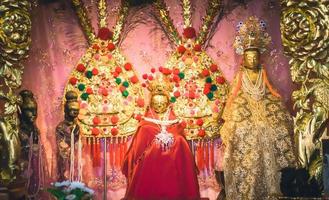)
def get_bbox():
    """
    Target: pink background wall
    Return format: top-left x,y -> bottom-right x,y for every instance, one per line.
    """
21,0 -> 293,196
